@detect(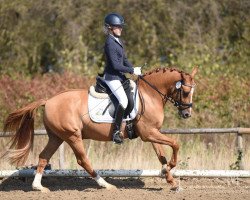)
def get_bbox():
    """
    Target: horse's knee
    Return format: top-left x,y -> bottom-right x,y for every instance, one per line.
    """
172,141 -> 180,150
